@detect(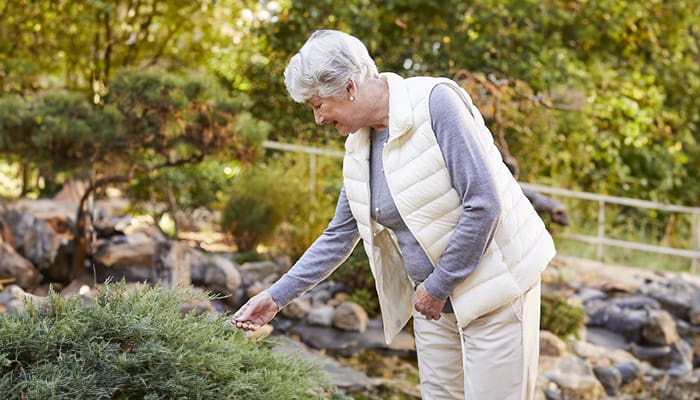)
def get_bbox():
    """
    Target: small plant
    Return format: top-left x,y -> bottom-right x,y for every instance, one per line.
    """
0,281 -> 331,399
540,293 -> 586,338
